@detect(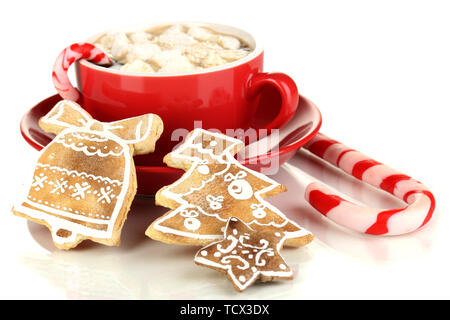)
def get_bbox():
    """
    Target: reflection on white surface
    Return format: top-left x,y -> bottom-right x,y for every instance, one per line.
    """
18,150 -> 439,299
